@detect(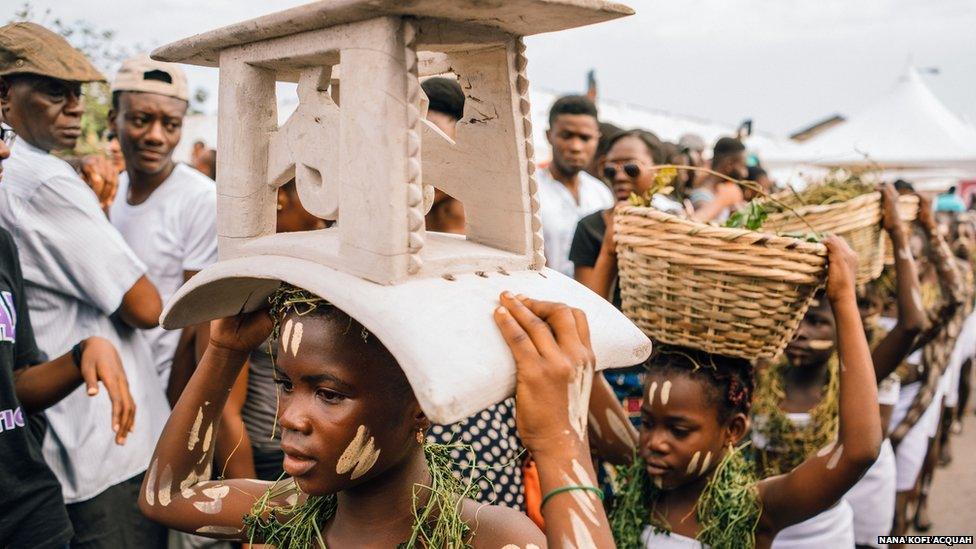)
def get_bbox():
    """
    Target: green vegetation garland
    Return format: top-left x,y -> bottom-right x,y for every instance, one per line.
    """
242,442 -> 474,548
609,446 -> 761,549
752,354 -> 840,477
